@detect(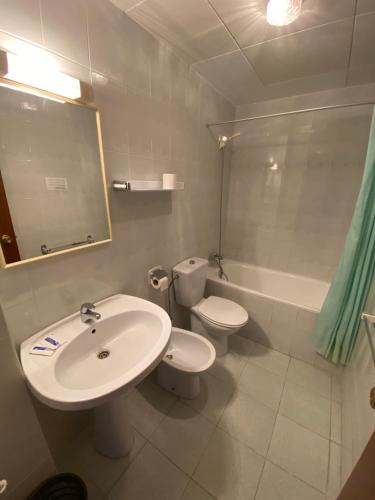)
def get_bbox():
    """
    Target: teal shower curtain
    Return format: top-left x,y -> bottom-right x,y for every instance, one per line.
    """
312,108 -> 375,365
